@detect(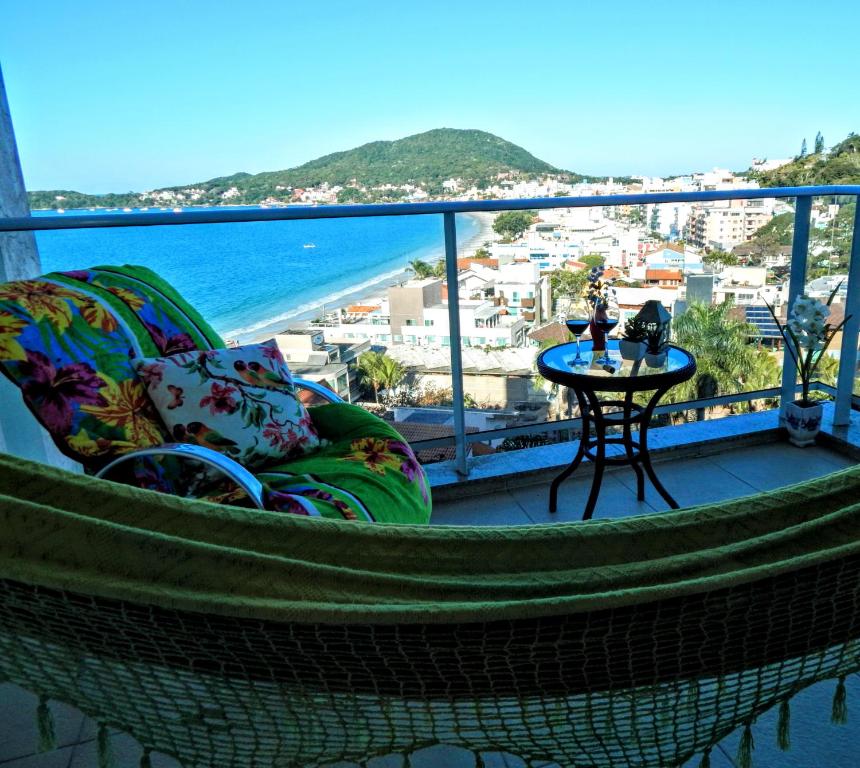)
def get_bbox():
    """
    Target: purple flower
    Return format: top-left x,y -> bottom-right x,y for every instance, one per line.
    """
144,321 -> 196,356
58,270 -> 92,282
19,350 -> 106,432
